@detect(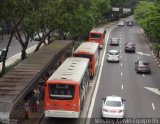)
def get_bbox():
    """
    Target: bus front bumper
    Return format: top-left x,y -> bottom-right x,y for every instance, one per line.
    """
45,110 -> 79,118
